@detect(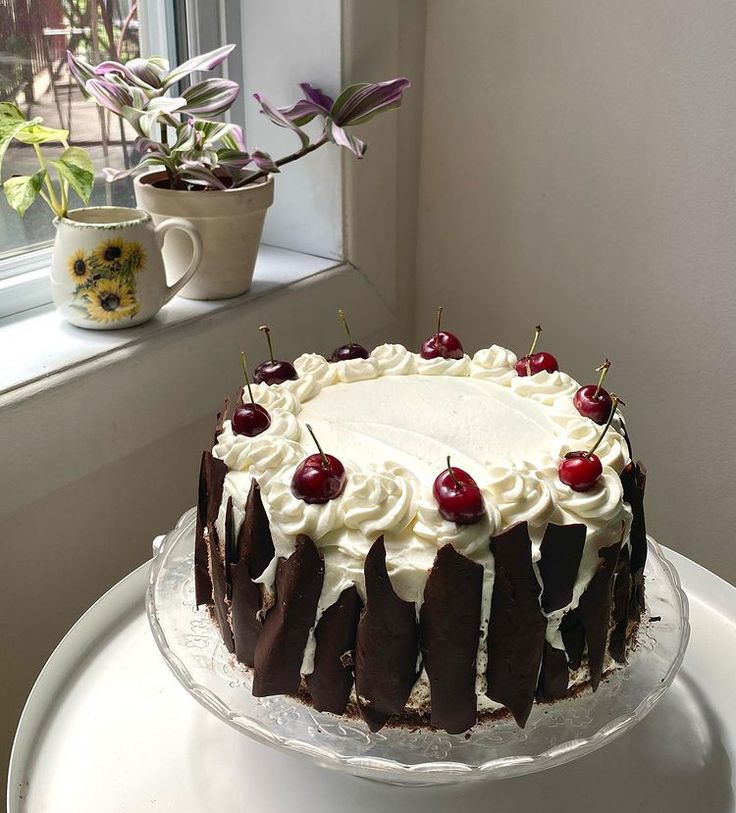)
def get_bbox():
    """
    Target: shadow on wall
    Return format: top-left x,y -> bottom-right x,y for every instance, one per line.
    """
415,0 -> 736,584
0,412 -> 212,790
